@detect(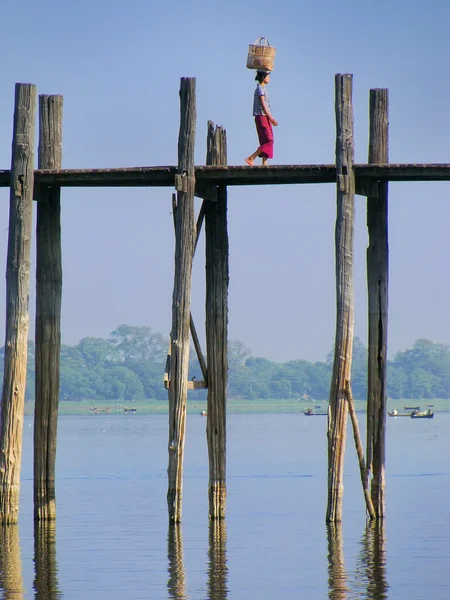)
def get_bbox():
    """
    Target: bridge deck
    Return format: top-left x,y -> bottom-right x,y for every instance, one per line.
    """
1,164 -> 450,188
